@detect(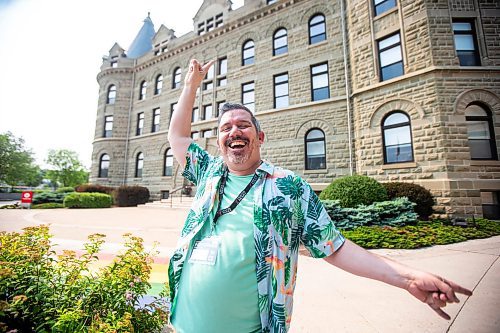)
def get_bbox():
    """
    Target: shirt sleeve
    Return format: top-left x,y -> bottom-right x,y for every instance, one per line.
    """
300,183 -> 345,258
181,142 -> 213,186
